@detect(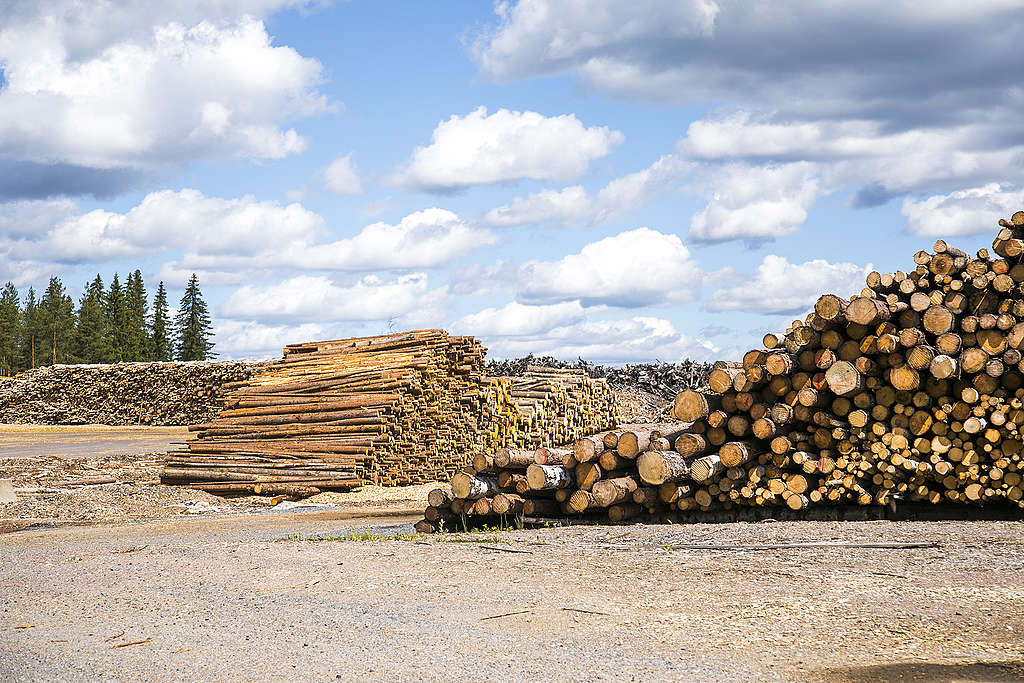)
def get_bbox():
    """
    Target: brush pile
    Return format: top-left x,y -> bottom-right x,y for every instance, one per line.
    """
163,331 -> 616,494
417,213 -> 1024,529
486,356 -> 713,400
